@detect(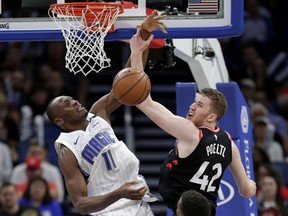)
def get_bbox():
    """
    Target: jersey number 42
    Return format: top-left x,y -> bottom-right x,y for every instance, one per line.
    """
190,161 -> 222,192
